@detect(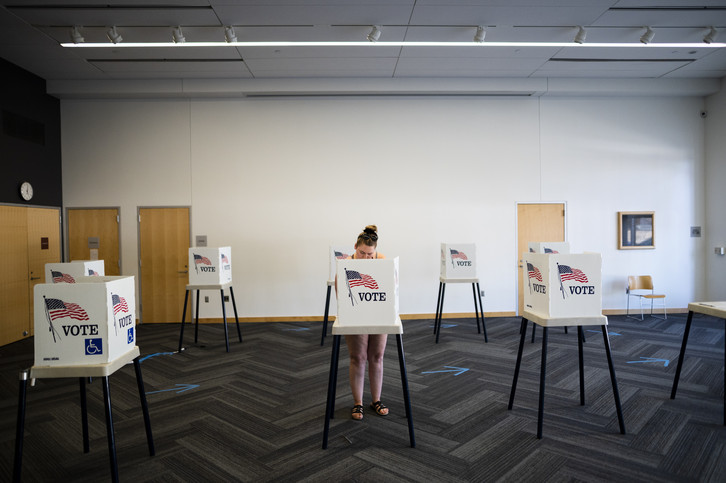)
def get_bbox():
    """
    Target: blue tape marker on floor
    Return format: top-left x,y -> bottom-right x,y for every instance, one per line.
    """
139,352 -> 174,363
430,324 -> 457,329
283,327 -> 310,331
626,357 -> 669,367
422,366 -> 469,376
146,383 -> 199,395
587,330 -> 620,336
